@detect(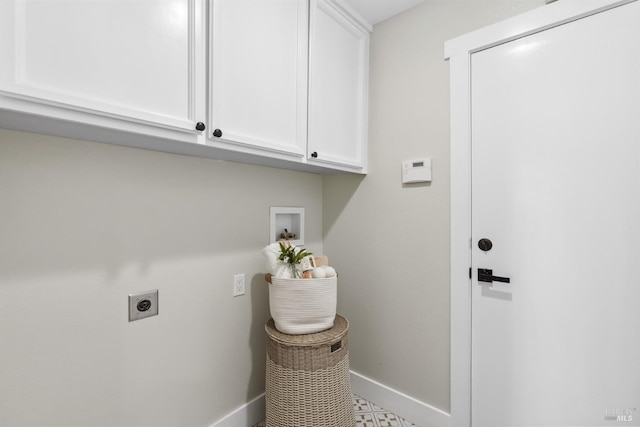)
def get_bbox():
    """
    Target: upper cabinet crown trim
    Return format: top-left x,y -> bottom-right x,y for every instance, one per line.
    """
322,0 -> 373,33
